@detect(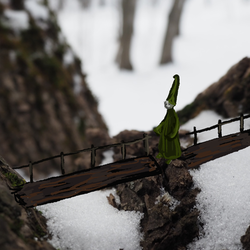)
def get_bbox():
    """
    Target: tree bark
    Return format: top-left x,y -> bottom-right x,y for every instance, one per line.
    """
79,0 -> 91,8
58,0 -> 64,11
10,0 -> 24,10
160,0 -> 185,65
116,0 -> 136,70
